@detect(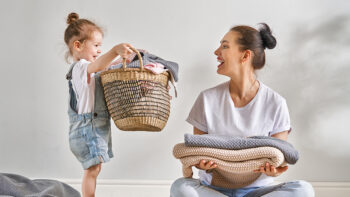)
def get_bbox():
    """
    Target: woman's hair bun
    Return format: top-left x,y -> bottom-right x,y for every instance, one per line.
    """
259,23 -> 277,49
67,12 -> 79,25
